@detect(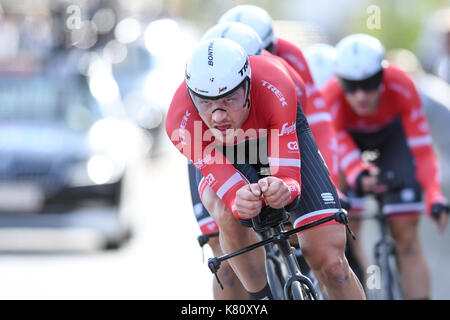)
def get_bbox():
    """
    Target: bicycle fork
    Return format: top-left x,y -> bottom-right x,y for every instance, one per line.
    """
272,227 -> 317,300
